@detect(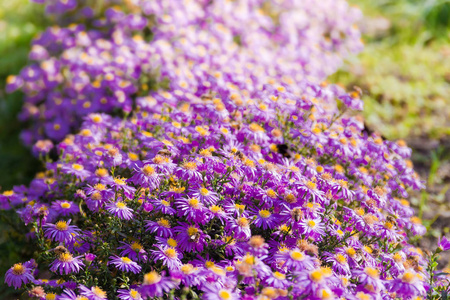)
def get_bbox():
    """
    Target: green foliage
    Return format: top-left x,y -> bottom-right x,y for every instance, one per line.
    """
332,0 -> 450,140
